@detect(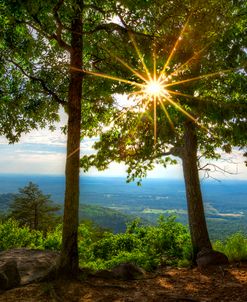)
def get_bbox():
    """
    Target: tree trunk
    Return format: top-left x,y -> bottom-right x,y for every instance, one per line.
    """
59,3 -> 83,276
181,120 -> 212,259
